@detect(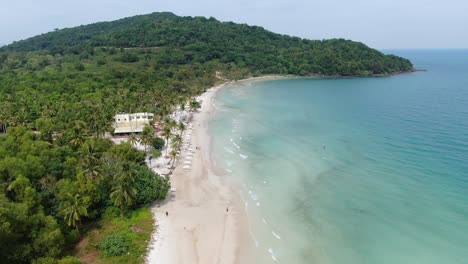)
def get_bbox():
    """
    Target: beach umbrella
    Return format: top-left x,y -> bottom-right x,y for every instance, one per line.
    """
185,156 -> 193,160
183,165 -> 190,169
